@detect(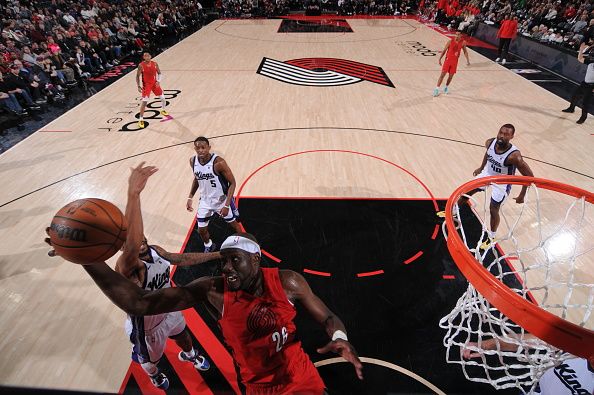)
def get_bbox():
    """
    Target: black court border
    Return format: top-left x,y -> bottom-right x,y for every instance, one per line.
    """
1,126 -> 592,208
